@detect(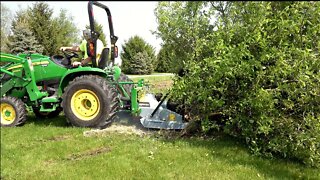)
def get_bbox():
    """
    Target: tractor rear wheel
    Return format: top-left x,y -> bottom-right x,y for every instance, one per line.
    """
0,96 -> 27,127
62,75 -> 119,128
32,106 -> 62,118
